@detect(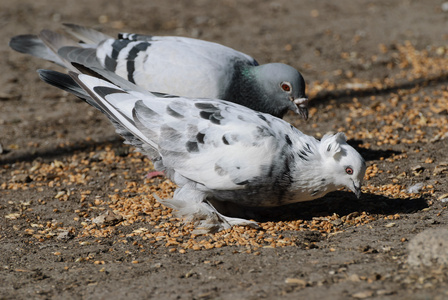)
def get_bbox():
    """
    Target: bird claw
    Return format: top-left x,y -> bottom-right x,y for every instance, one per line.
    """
154,193 -> 259,234
190,210 -> 259,234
